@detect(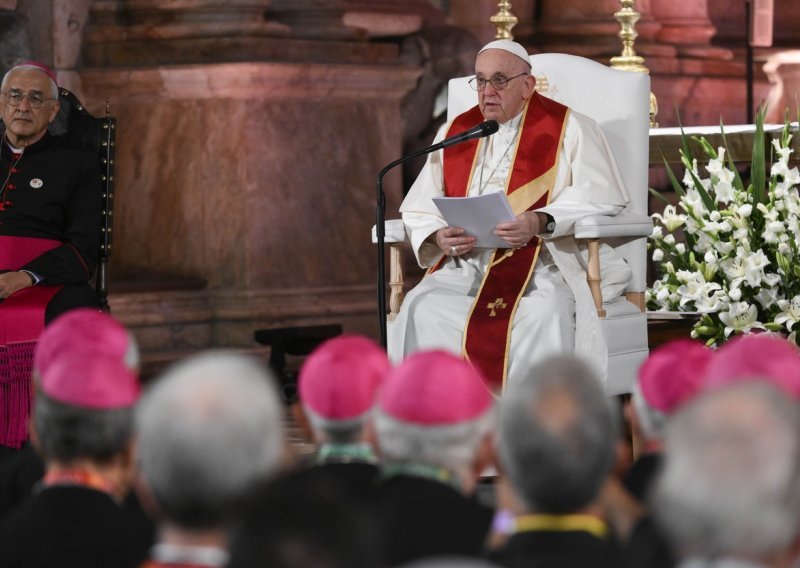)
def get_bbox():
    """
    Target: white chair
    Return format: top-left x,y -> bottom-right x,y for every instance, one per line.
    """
375,53 -> 652,395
